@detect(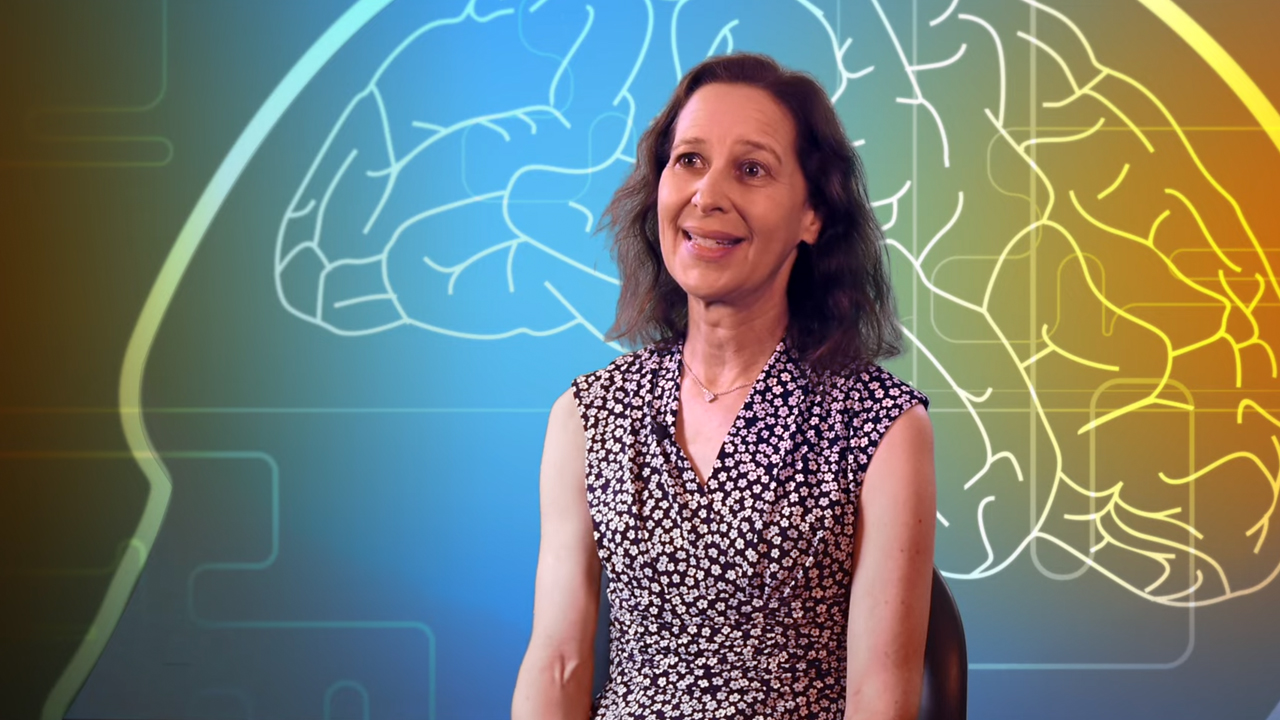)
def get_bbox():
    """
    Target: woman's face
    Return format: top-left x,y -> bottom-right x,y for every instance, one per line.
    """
657,82 -> 821,313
